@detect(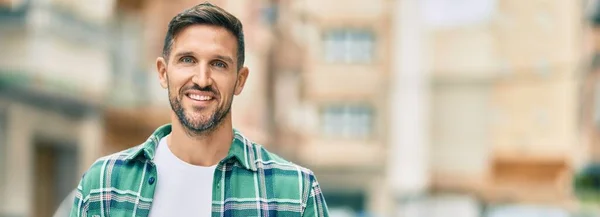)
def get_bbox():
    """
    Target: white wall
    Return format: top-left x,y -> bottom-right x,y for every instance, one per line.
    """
431,83 -> 491,177
387,0 -> 430,196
